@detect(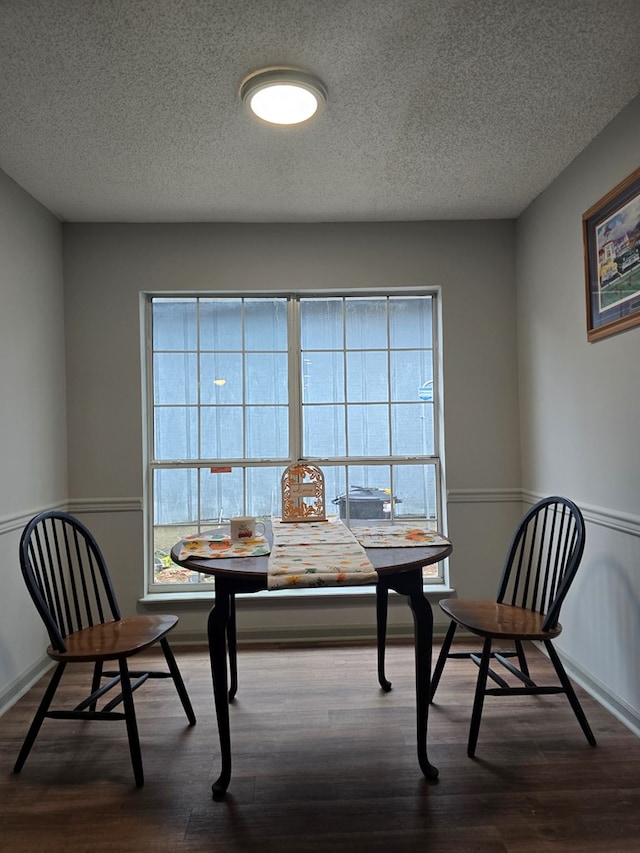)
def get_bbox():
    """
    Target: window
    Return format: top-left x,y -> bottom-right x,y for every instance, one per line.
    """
145,293 -> 445,591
